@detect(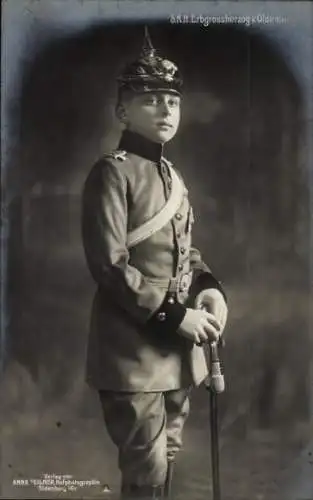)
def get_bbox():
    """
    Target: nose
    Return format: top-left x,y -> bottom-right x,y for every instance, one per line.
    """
160,100 -> 171,117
